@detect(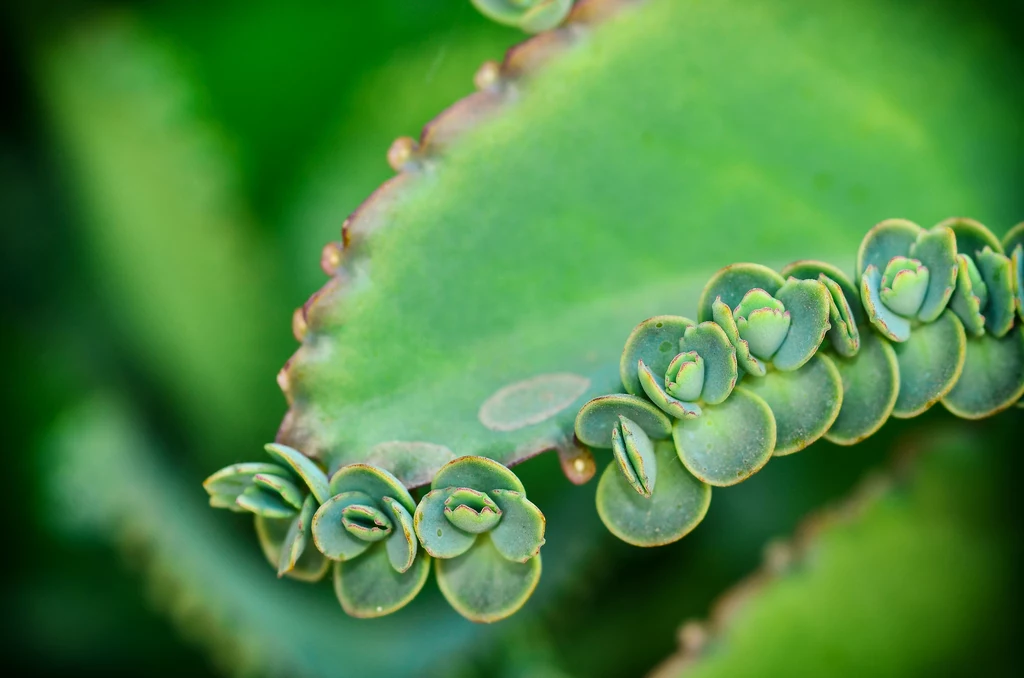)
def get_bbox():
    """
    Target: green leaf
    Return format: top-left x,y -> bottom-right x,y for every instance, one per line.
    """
431,455 -> 525,494
381,497 -> 418,574
203,462 -> 285,506
638,359 -> 703,420
975,247 -> 1015,337
341,503 -> 393,542
595,440 -> 711,547
264,443 -> 330,504
856,218 -> 920,278
949,254 -> 989,337
255,514 -> 329,583
891,310 -> 967,418
879,256 -> 929,317
1012,247 -> 1024,323
252,473 -> 306,511
780,261 -> 861,357
741,354 -> 843,456
860,265 -> 911,343
679,322 -> 738,405
1003,224 -> 1024,322
943,216 -> 1003,260
237,485 -> 299,519
672,387 -> 776,487
311,492 -> 375,561
824,333 -> 899,446
278,494 -> 317,577
907,224 -> 958,322
652,431 -> 1013,678
275,0 -> 1022,477
575,394 -> 673,448
620,316 -> 695,397
414,489 -> 478,559
488,489 -> 546,563
333,543 -> 430,618
713,299 -> 766,377
611,415 -> 658,497
435,536 -> 541,623
772,277 -> 831,371
942,327 -> 1024,419
698,265 -> 785,322
444,488 -> 503,534
329,464 -> 417,514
